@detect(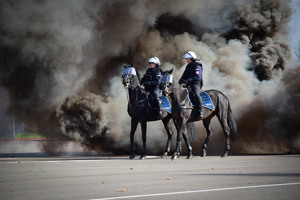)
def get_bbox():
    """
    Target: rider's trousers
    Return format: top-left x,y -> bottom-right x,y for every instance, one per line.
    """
190,83 -> 203,112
